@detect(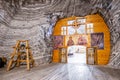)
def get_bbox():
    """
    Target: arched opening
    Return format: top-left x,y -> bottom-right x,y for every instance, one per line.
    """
67,45 -> 86,64
53,14 -> 110,65
66,34 -> 88,64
